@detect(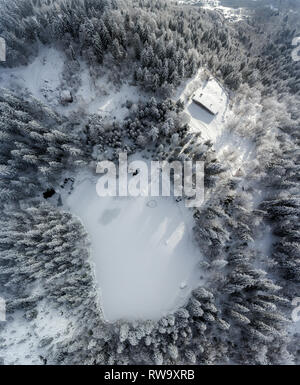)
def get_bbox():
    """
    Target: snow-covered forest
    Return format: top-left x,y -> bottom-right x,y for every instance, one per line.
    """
0,0 -> 299,365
